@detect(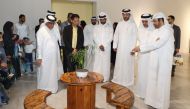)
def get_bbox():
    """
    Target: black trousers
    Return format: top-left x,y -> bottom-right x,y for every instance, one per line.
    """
12,57 -> 21,78
63,48 -> 68,72
111,41 -> 116,65
172,51 -> 177,76
63,49 -> 76,73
